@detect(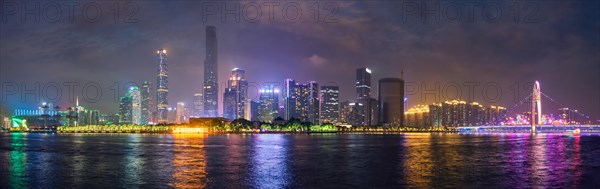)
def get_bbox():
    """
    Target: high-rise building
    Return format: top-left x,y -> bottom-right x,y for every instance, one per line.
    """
223,89 -> 237,120
131,86 -> 142,125
379,78 -> 404,126
203,26 -> 219,117
257,86 -> 280,123
223,68 -> 248,120
176,102 -> 185,124
283,79 -> 320,124
368,98 -> 379,126
156,49 -> 169,124
320,86 -> 340,124
193,93 -> 203,117
339,100 -> 351,124
283,79 -> 297,120
119,86 -> 141,125
404,105 -> 430,128
250,100 -> 260,122
141,81 -> 151,124
356,68 -> 373,126
487,105 -> 507,125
